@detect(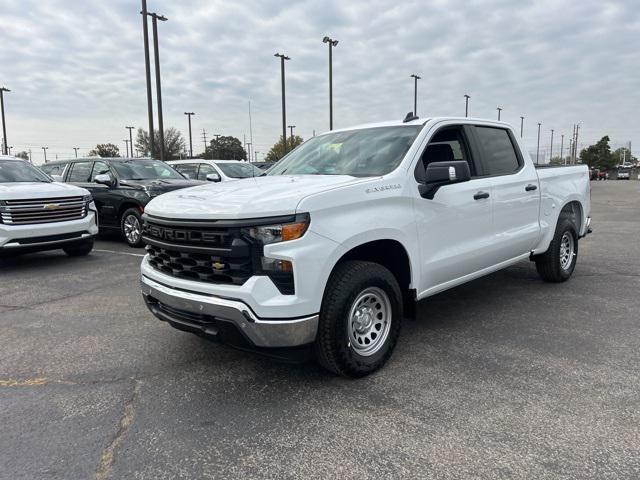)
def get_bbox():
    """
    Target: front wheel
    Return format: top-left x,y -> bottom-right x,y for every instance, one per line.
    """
315,261 -> 403,377
534,214 -> 579,282
121,208 -> 144,247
